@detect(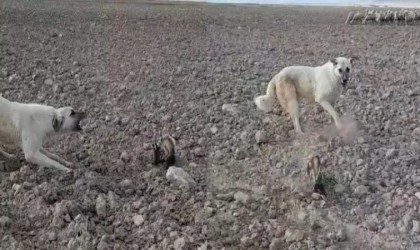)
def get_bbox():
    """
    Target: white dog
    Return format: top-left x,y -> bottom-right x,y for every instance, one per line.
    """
254,57 -> 353,134
0,95 -> 86,172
